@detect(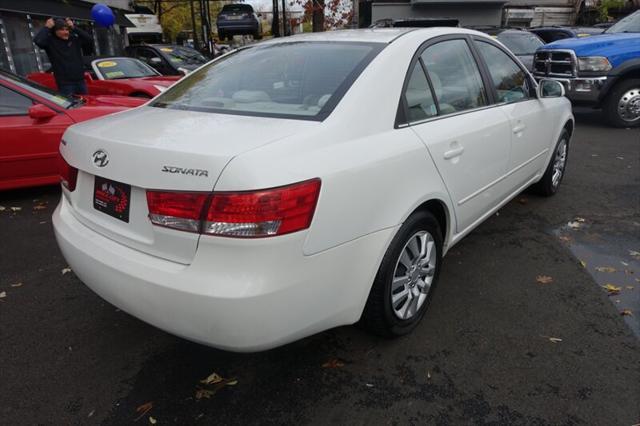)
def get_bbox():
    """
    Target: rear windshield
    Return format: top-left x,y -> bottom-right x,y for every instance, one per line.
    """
151,42 -> 383,121
221,4 -> 254,13
497,32 -> 544,55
